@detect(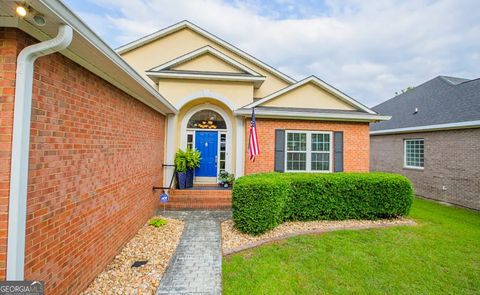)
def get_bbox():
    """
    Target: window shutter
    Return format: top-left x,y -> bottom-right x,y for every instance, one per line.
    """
274,129 -> 285,172
333,131 -> 344,172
